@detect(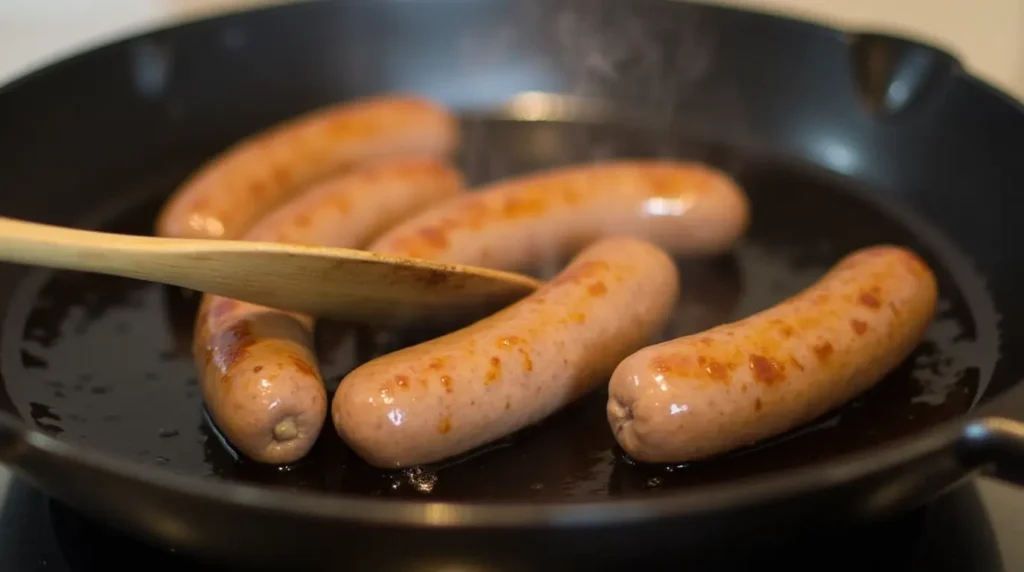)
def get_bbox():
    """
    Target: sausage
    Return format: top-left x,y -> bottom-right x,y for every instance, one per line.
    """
155,94 -> 458,240
331,160 -> 745,467
368,160 -> 749,269
607,245 -> 939,464
194,157 -> 464,464
332,237 -> 681,468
